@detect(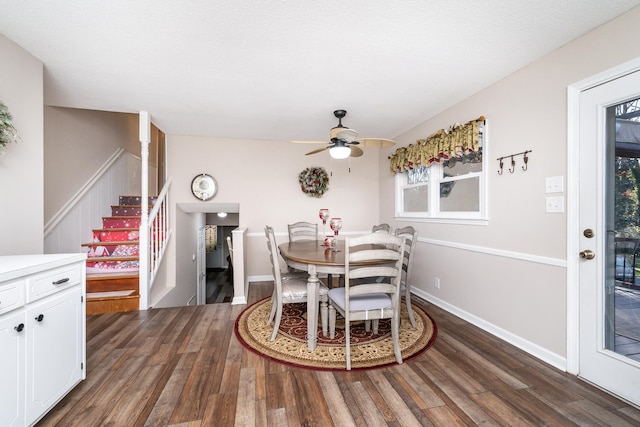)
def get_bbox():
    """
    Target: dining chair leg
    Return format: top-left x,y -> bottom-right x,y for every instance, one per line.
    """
270,303 -> 283,341
345,319 -> 352,371
372,319 -> 380,334
392,312 -> 403,365
405,290 -> 417,328
328,304 -> 336,339
320,296 -> 328,337
268,288 -> 277,325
